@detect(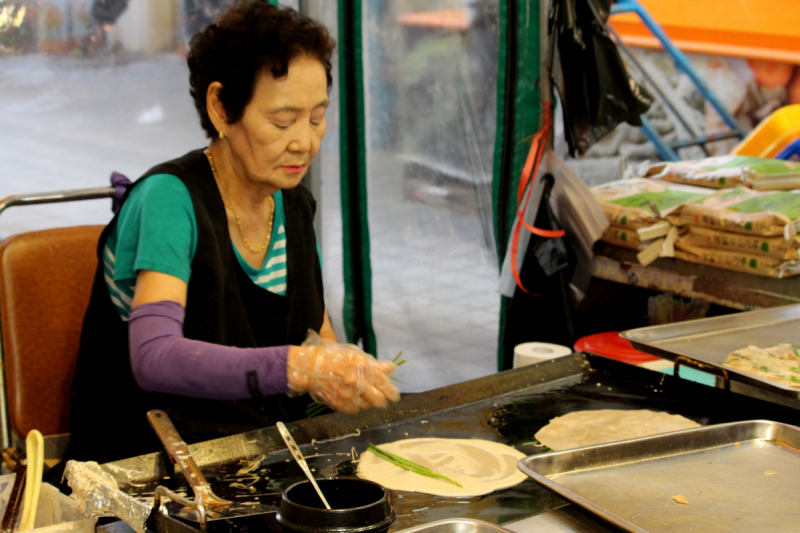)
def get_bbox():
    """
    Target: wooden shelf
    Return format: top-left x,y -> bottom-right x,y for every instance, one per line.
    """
593,243 -> 800,310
